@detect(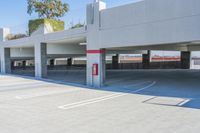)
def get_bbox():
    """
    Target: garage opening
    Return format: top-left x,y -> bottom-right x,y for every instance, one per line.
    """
104,46 -> 200,89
